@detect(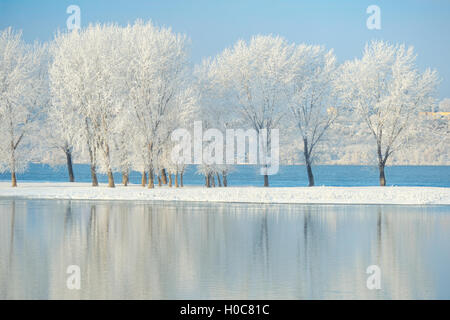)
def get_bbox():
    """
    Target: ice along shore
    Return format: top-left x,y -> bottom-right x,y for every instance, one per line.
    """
0,182 -> 449,205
